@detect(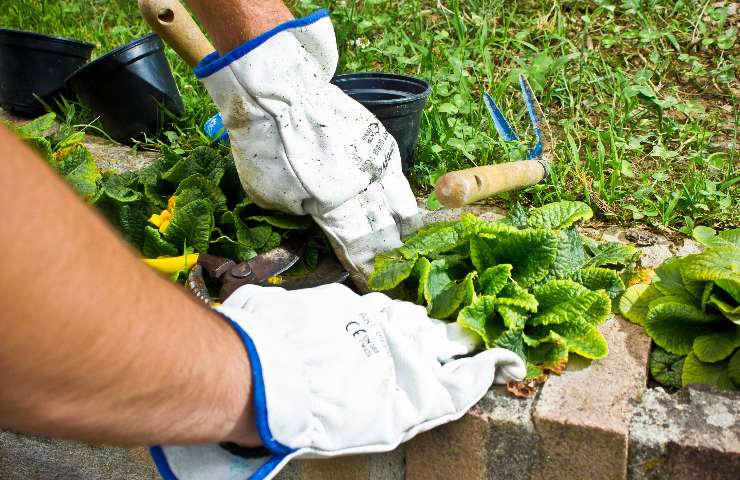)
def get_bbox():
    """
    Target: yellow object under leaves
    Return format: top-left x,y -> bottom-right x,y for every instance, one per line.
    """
267,276 -> 283,285
148,196 -> 178,232
143,254 -> 199,275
